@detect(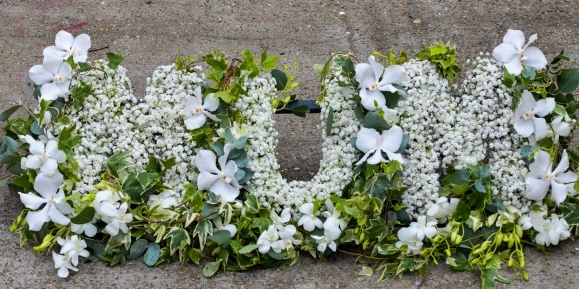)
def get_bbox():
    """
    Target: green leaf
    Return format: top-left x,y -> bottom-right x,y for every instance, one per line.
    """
192,219 -> 213,250
341,57 -> 355,77
187,247 -> 204,265
5,136 -> 18,154
358,266 -> 373,276
105,151 -> 132,179
70,81 -> 92,110
0,105 -> 21,122
164,227 -> 191,255
127,239 -> 148,260
447,252 -> 474,272
137,172 -> 159,189
234,136 -> 248,149
521,67 -> 536,80
239,244 -> 260,254
557,69 -> 579,93
203,261 -> 221,277
267,250 -> 285,260
252,218 -> 273,232
106,52 -> 124,69
474,180 -> 486,193
245,194 -> 260,214
213,91 -> 235,104
30,120 -> 44,136
63,56 -> 77,69
144,243 -> 161,266
325,107 -> 334,136
291,105 -> 310,117
240,49 -> 260,78
260,50 -> 280,71
69,207 -> 95,224
272,69 -> 288,91
208,230 -> 232,247
395,134 -> 409,154
364,173 -> 392,202
480,267 -> 510,289
502,67 -> 515,88
363,111 -> 389,131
